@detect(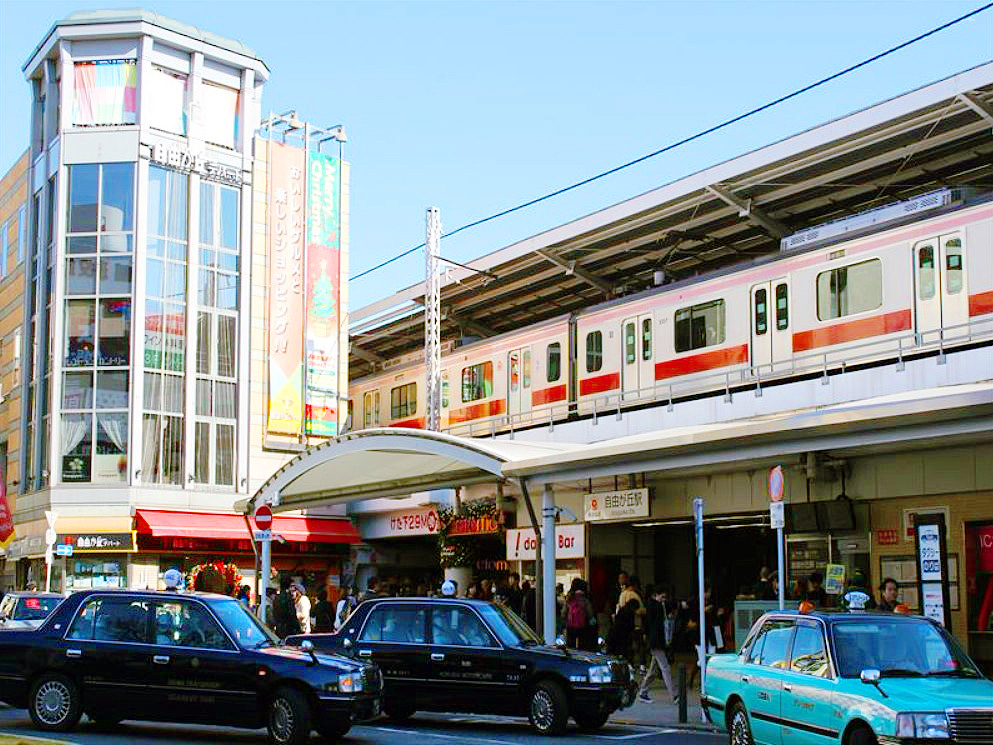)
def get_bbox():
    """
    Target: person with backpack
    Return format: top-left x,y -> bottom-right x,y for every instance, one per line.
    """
563,579 -> 596,651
